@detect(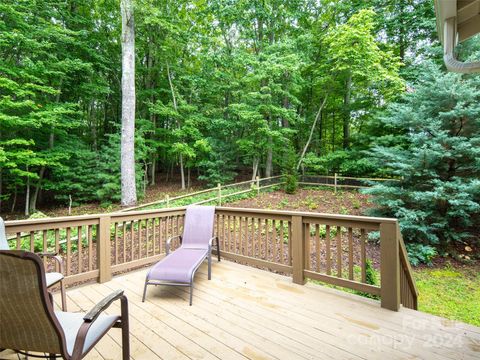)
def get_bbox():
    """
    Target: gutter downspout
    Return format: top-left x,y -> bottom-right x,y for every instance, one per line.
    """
443,17 -> 480,73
